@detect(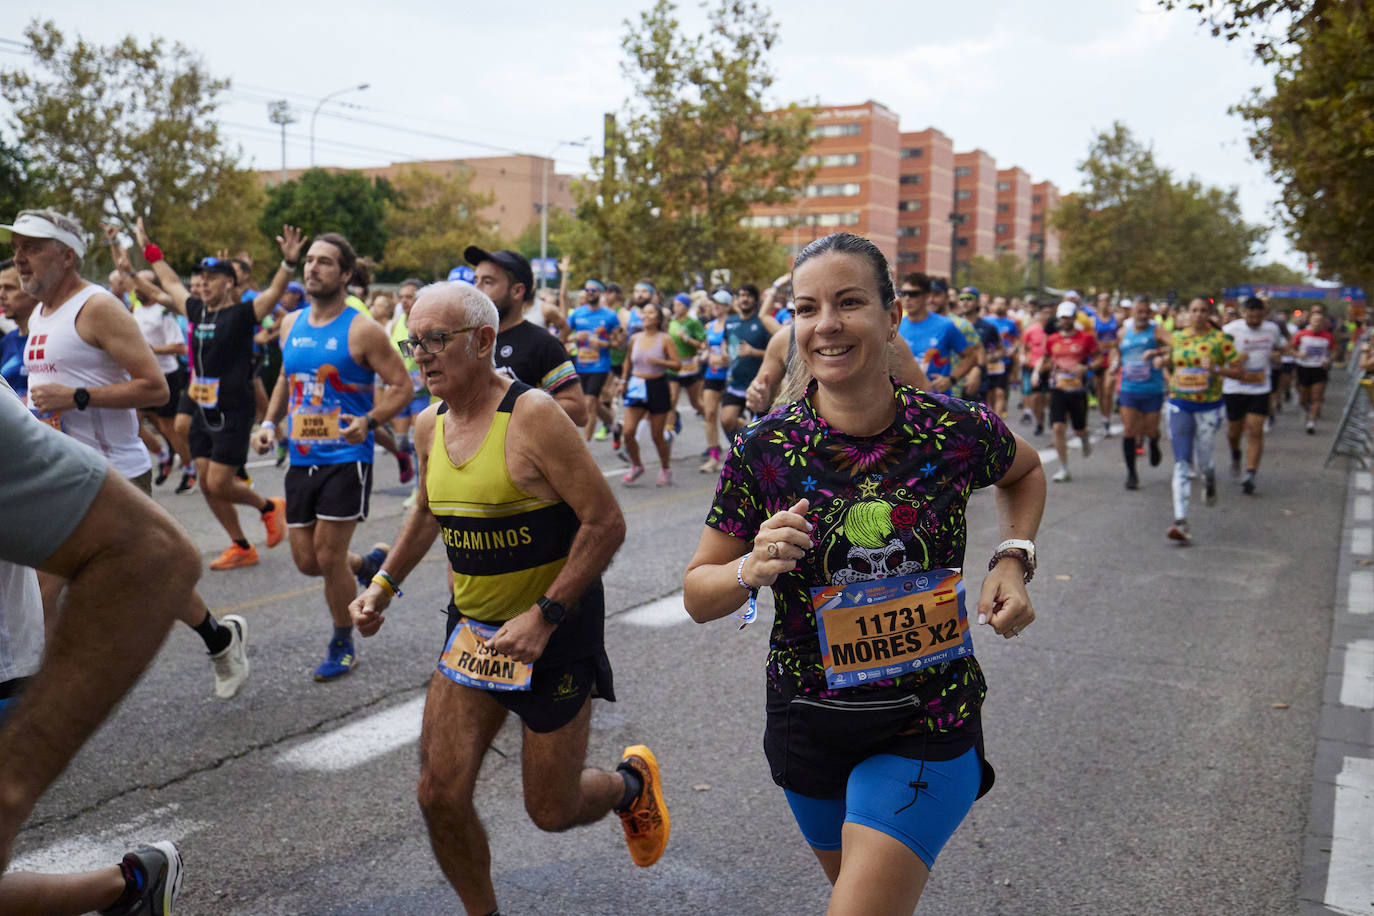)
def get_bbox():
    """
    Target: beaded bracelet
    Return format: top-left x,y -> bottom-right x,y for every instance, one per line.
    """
735,555 -> 758,629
